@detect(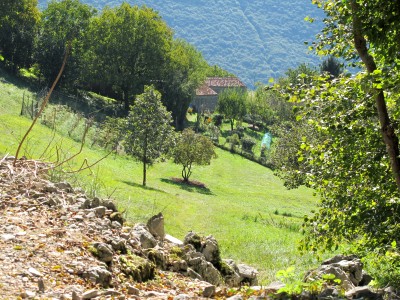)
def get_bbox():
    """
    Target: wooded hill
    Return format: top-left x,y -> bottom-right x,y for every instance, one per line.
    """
37,0 -> 325,88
